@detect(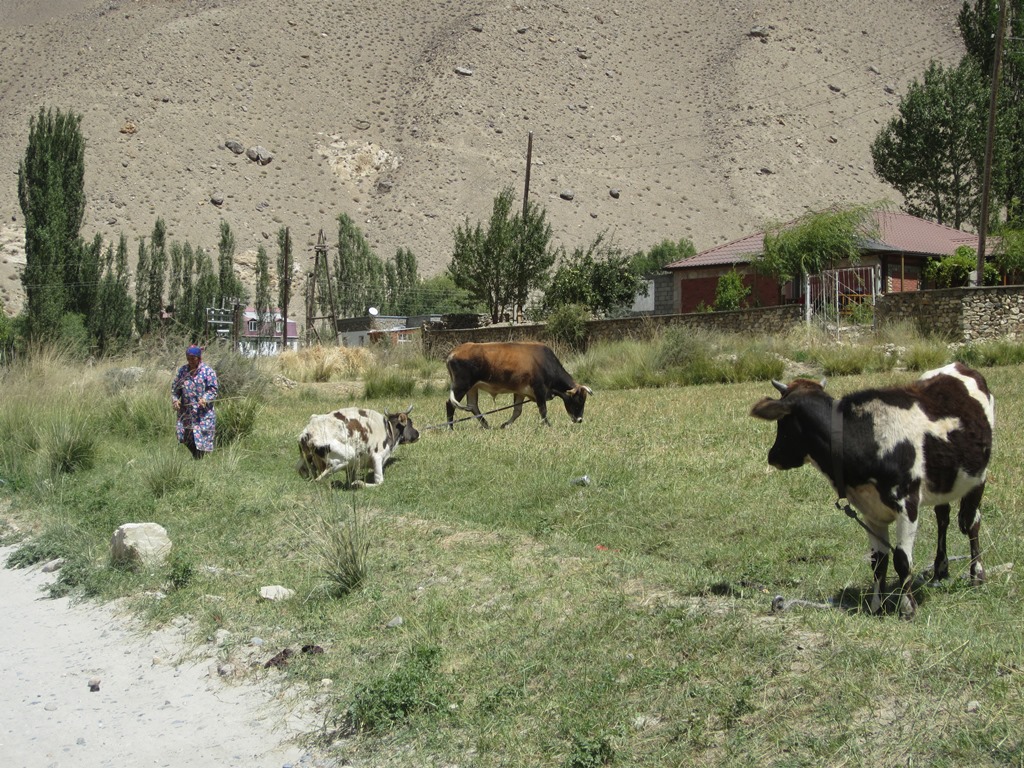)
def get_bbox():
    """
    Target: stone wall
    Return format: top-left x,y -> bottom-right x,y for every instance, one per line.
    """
876,285 -> 1024,341
421,305 -> 803,358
